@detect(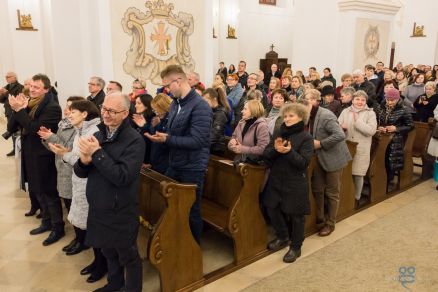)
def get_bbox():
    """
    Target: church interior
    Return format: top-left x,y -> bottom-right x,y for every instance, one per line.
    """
1,0 -> 438,291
